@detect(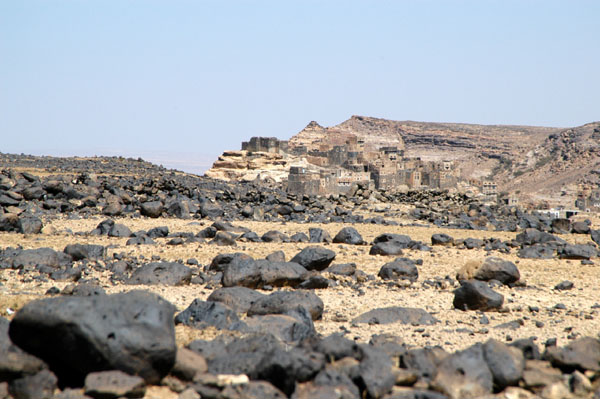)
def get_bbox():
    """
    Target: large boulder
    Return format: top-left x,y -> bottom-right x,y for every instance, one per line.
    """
369,233 -> 412,256
378,258 -> 419,282
544,337 -> 600,372
482,339 -> 525,390
431,233 -> 454,247
126,262 -> 192,286
432,344 -> 493,399
308,228 -> 332,243
0,317 -> 47,381
290,247 -> 336,271
222,258 -> 308,289
247,291 -> 324,321
473,257 -> 520,285
559,244 -> 597,260
64,244 -> 106,261
453,280 -> 504,311
207,287 -> 266,313
175,300 -> 241,330
9,291 -> 177,387
332,227 -> 364,245
17,216 -> 43,234
140,201 -> 163,218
